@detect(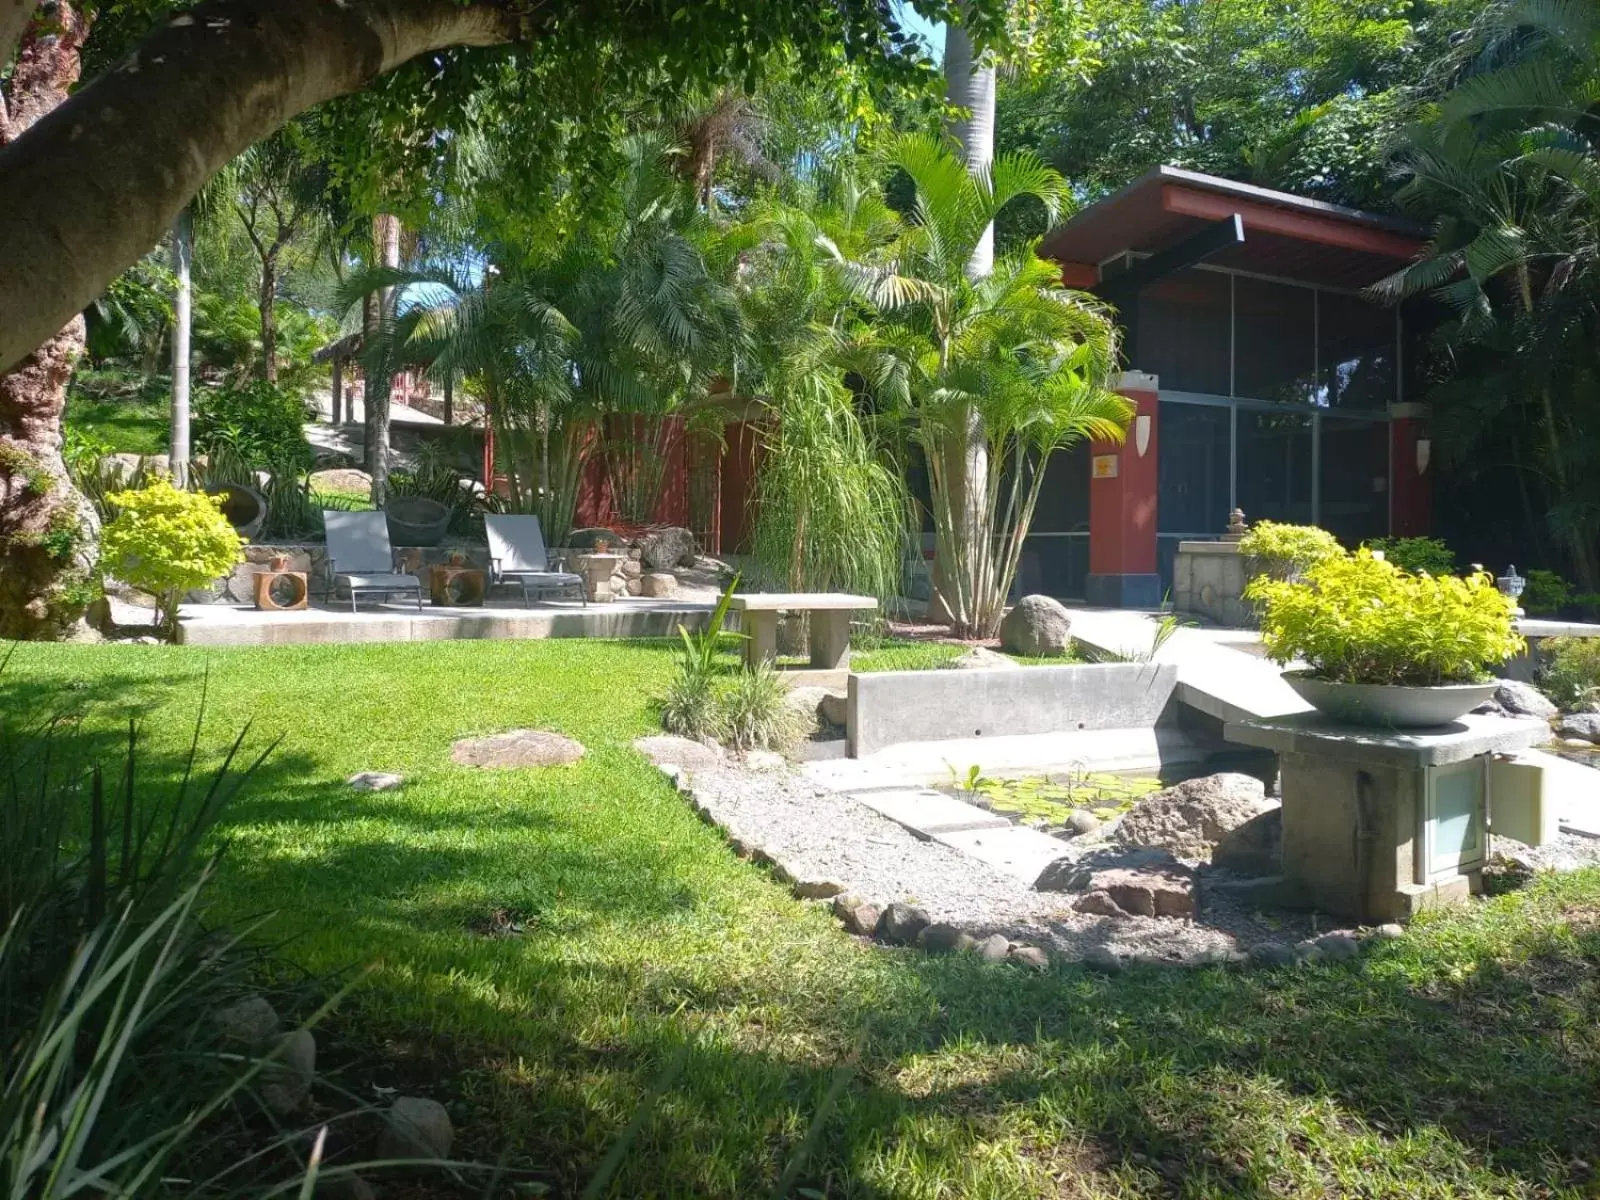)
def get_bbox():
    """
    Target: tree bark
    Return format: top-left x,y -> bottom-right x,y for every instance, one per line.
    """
0,0 -> 97,640
260,250 -> 279,383
170,207 -> 193,486
0,0 -> 521,374
365,211 -> 401,503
